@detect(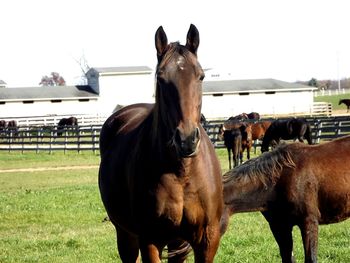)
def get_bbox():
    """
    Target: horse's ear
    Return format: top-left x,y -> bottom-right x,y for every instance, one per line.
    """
186,24 -> 200,55
155,26 -> 168,62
